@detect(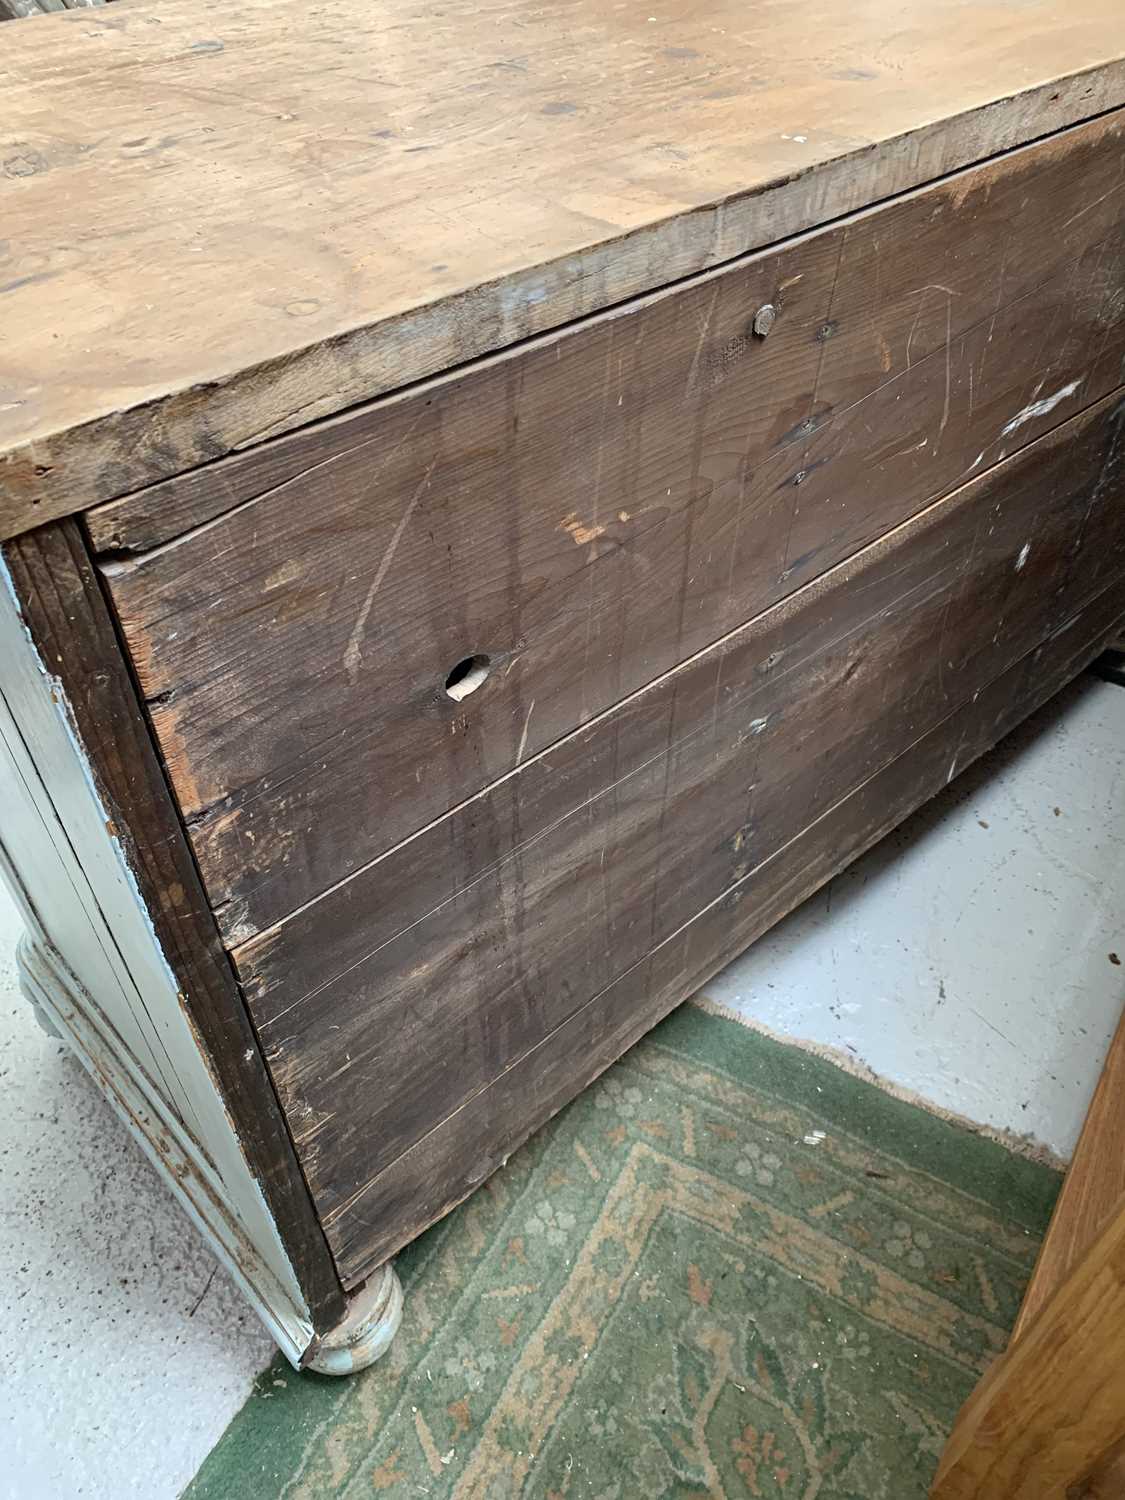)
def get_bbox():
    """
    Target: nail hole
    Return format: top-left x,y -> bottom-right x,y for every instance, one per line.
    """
444,654 -> 491,701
